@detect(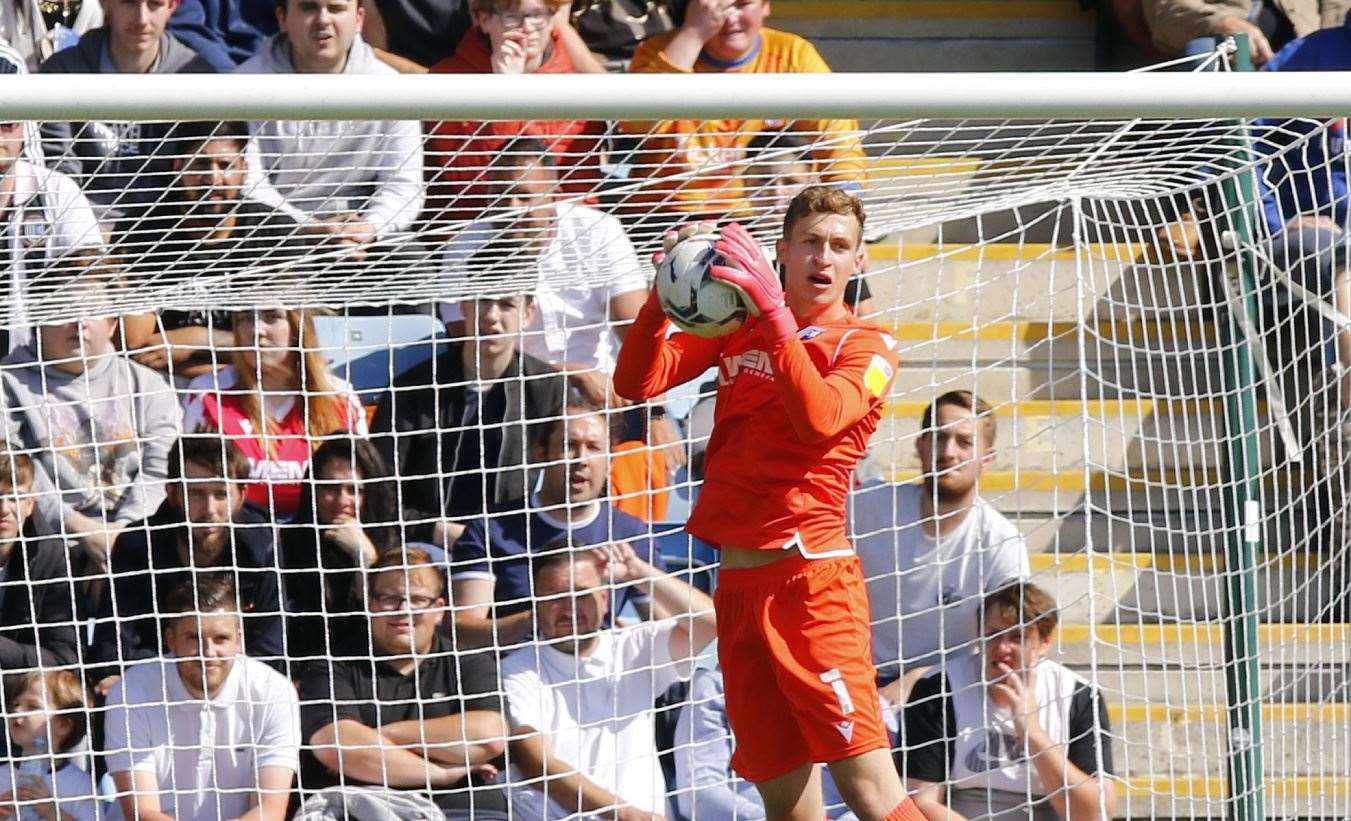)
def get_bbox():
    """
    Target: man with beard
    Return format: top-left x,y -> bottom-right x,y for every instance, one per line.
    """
853,391 -> 1029,710
104,572 -> 299,821
114,120 -> 307,381
90,436 -> 285,694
